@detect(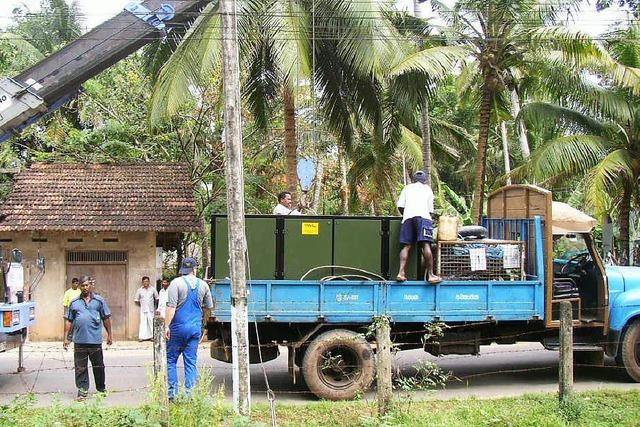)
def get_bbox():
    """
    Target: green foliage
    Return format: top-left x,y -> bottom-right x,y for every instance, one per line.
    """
10,0 -> 82,56
394,360 -> 452,392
